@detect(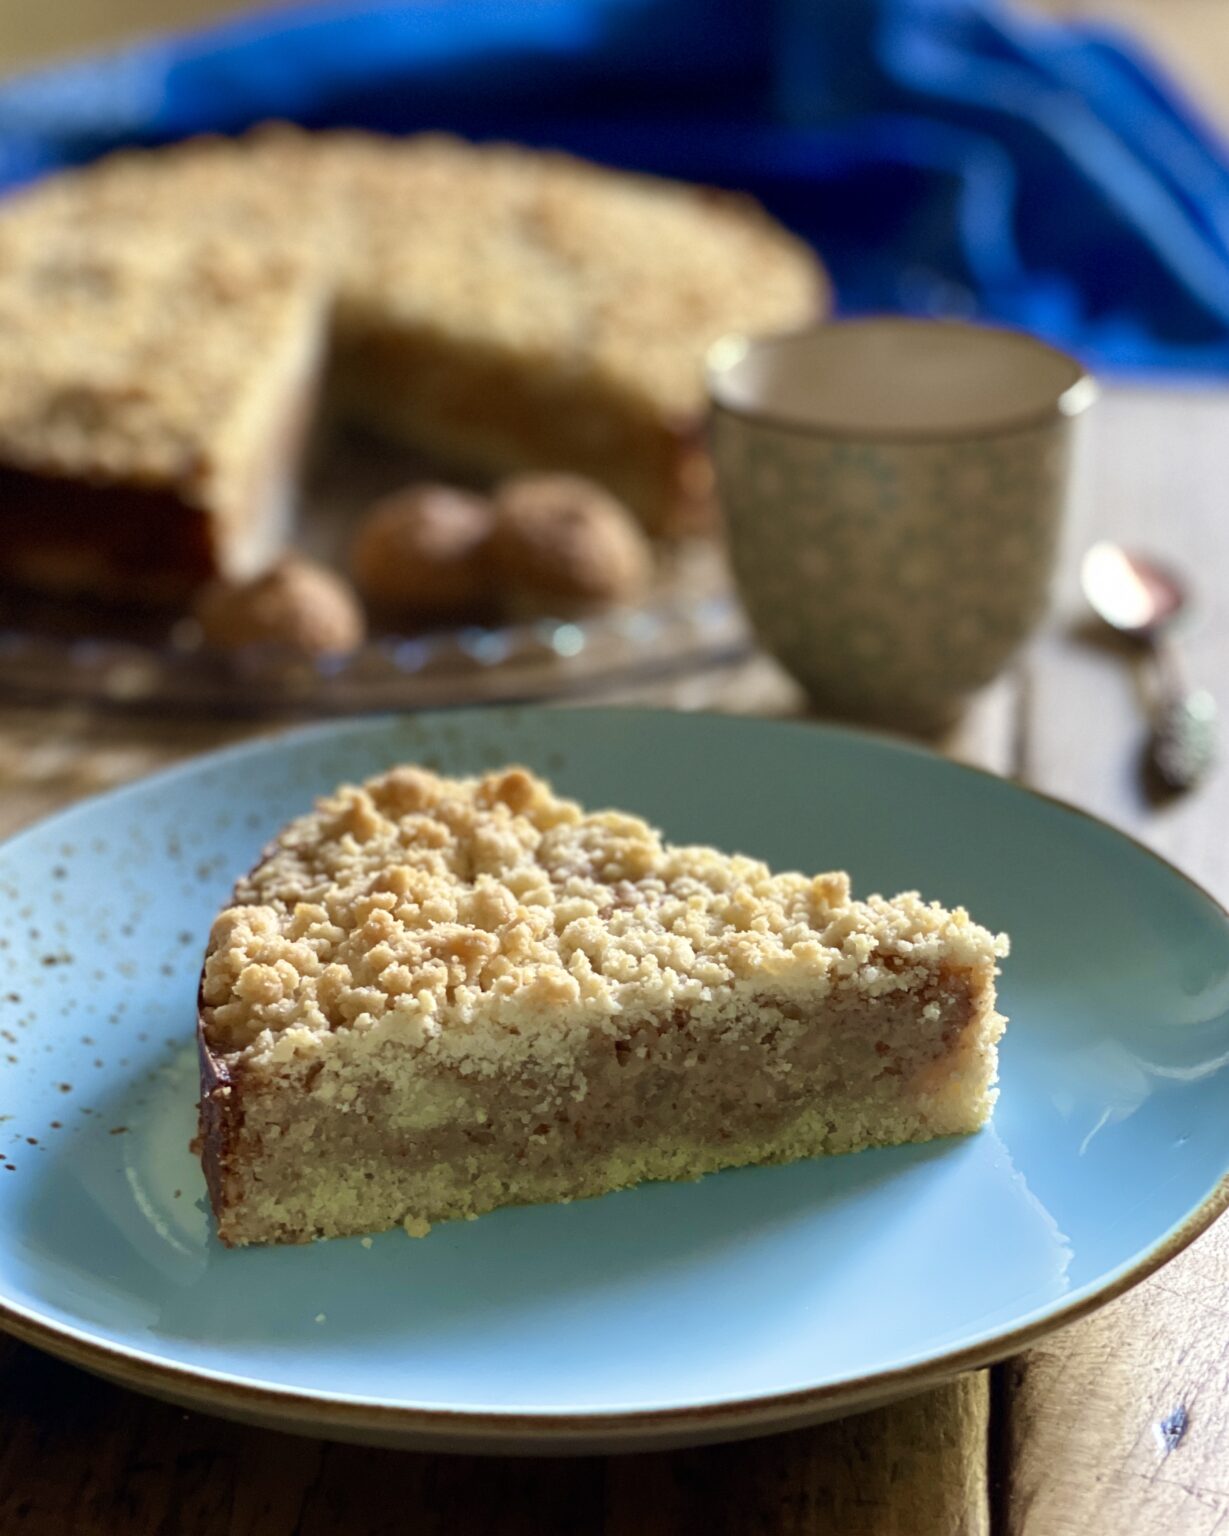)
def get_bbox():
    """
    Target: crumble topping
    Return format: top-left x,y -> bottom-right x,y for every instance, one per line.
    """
0,231 -> 322,488
201,766 -> 1008,1064
0,129 -> 821,492
0,135 -> 327,489
320,131 -> 825,418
